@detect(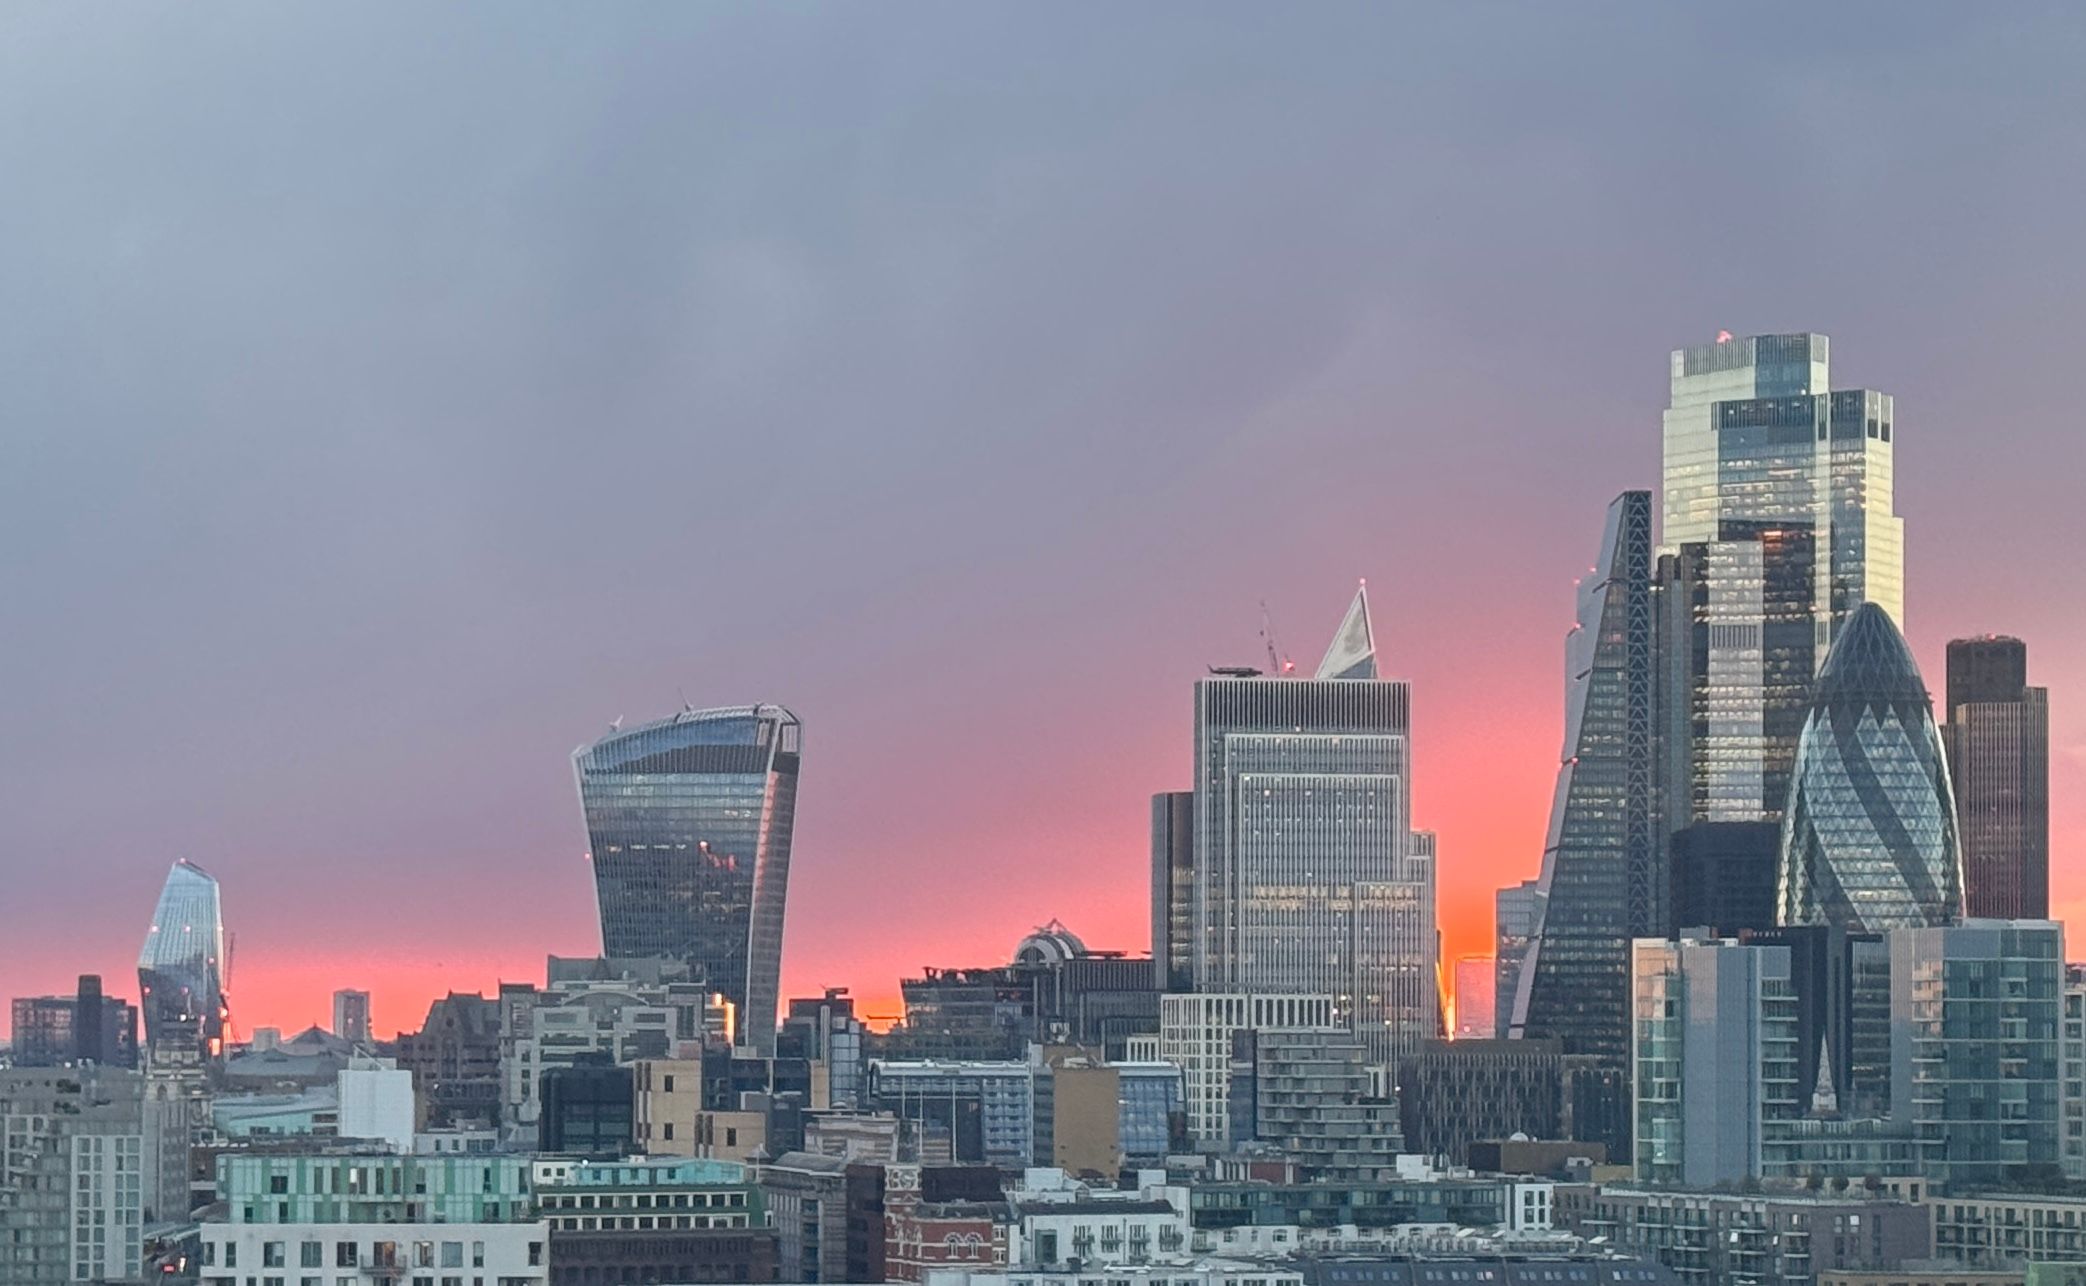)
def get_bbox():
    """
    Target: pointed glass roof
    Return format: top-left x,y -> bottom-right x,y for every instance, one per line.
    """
1316,584 -> 1377,680
1815,602 -> 1928,708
